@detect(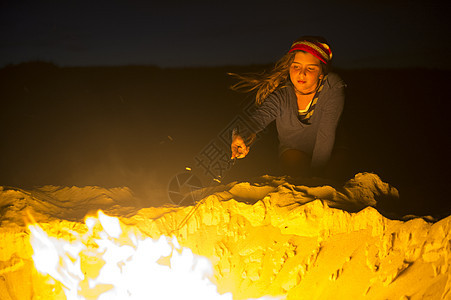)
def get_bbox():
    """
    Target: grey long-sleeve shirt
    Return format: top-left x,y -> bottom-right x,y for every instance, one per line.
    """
246,72 -> 346,169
